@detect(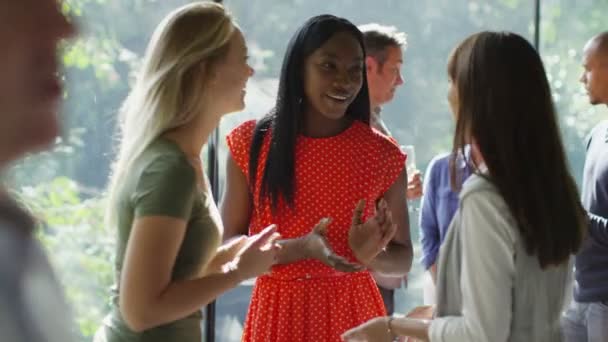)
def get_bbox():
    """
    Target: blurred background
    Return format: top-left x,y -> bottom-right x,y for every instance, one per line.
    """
8,0 -> 608,340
